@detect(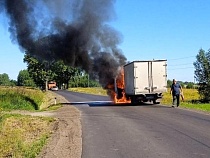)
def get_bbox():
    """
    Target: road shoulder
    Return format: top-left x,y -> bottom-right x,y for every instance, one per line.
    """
38,105 -> 82,158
